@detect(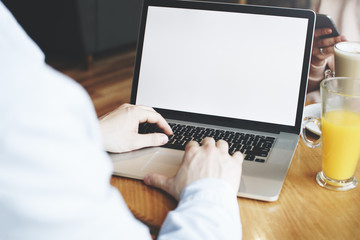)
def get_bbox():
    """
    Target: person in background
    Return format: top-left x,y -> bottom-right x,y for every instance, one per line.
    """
307,0 -> 360,102
0,2 -> 243,240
